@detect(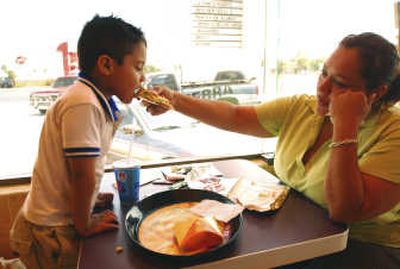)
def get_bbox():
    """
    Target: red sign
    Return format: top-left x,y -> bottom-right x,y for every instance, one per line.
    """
57,42 -> 79,75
